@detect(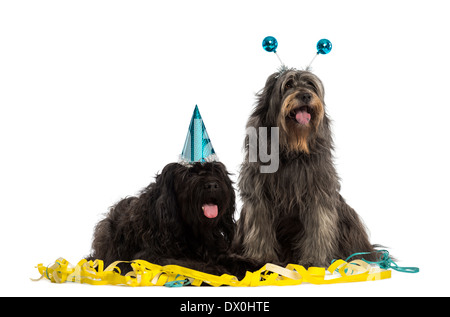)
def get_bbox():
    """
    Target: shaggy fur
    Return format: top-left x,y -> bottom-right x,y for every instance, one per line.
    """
234,69 -> 378,267
88,161 -> 242,275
